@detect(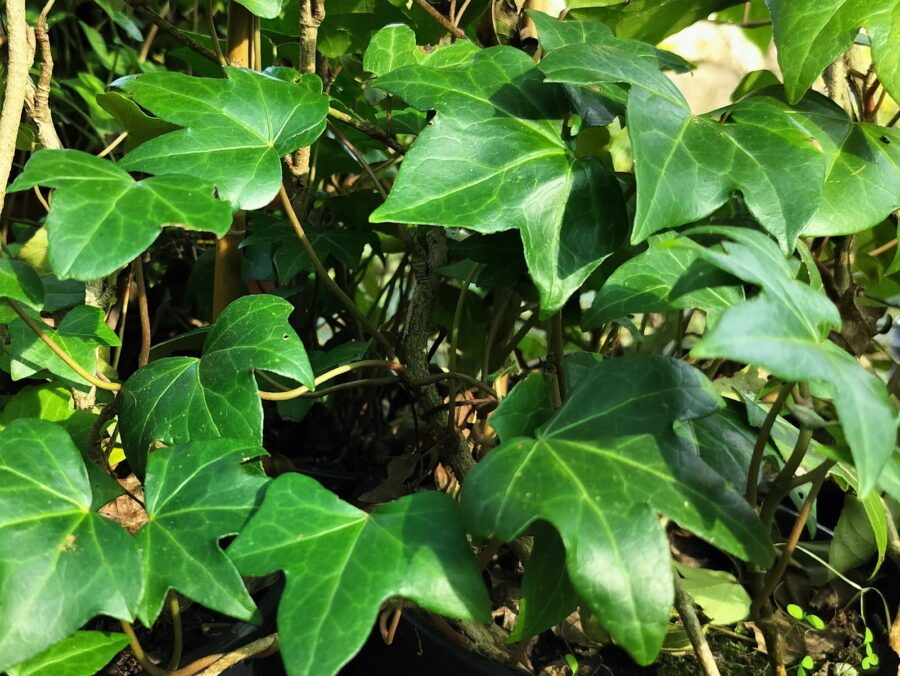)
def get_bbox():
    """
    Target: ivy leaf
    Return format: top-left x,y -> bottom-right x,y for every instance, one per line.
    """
370,46 -> 627,315
119,295 -> 314,477
0,259 -> 44,309
535,14 -> 826,248
228,474 -> 490,676
8,305 -> 120,389
779,92 -> 900,237
8,150 -> 231,280
461,356 -> 772,664
6,631 -> 129,676
363,24 -> 480,77
684,403 -> 763,492
672,563 -> 751,626
767,0 -> 900,104
686,227 -> 896,495
491,372 -> 554,442
0,419 -> 142,672
114,67 -> 329,210
582,236 -> 742,330
135,439 -> 268,625
232,0 -> 285,18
